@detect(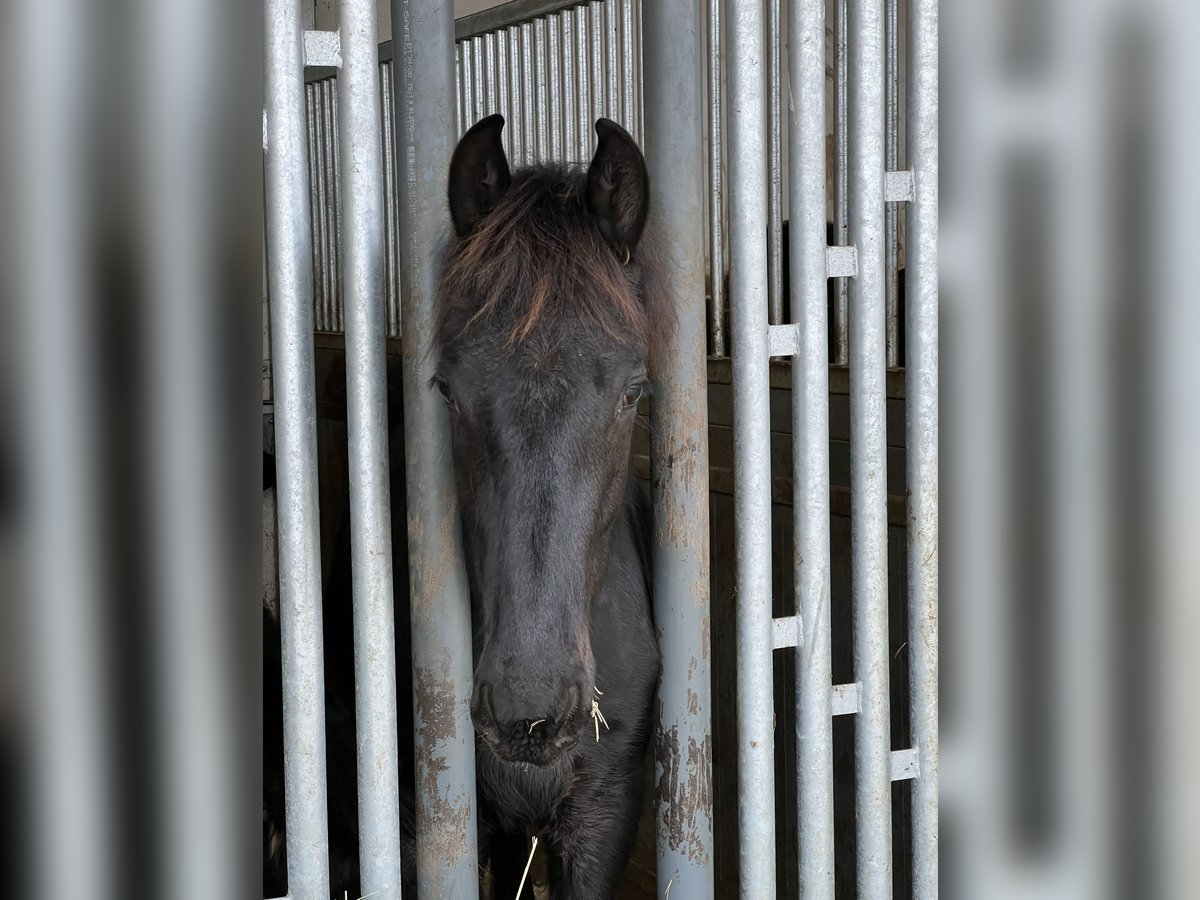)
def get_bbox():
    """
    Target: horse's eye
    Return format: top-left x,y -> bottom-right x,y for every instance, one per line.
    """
619,381 -> 646,412
431,376 -> 456,411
